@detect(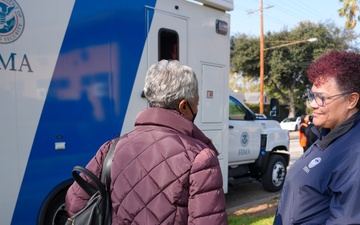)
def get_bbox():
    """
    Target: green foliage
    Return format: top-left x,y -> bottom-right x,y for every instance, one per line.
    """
230,21 -> 357,117
229,72 -> 260,93
339,0 -> 359,29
